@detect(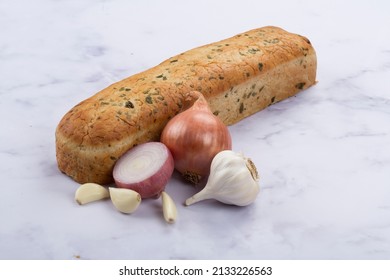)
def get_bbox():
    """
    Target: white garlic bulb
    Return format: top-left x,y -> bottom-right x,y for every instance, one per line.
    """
185,150 -> 260,206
